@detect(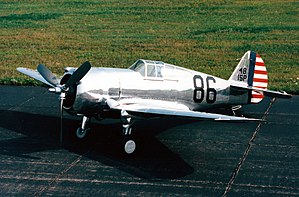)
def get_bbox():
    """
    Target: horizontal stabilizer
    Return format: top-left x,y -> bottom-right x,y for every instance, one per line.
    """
231,84 -> 292,99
